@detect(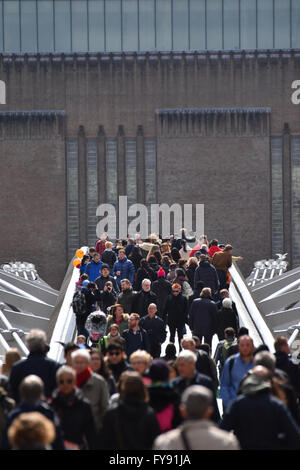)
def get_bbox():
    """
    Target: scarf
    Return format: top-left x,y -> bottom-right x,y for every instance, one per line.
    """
76,367 -> 92,388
